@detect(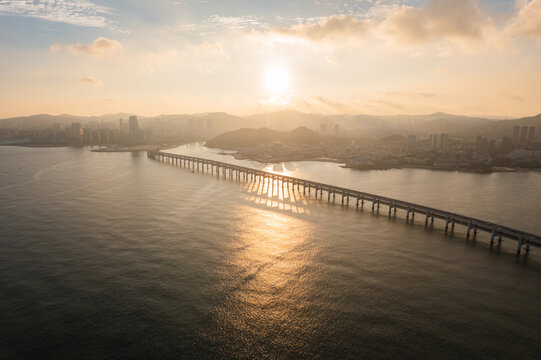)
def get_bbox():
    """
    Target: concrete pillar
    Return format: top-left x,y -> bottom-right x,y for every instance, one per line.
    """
467,220 -> 472,239
406,207 -> 410,221
388,203 -> 392,217
445,216 -> 449,231
357,196 -> 360,210
490,227 -> 496,246
517,237 -> 523,255
425,212 -> 430,226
